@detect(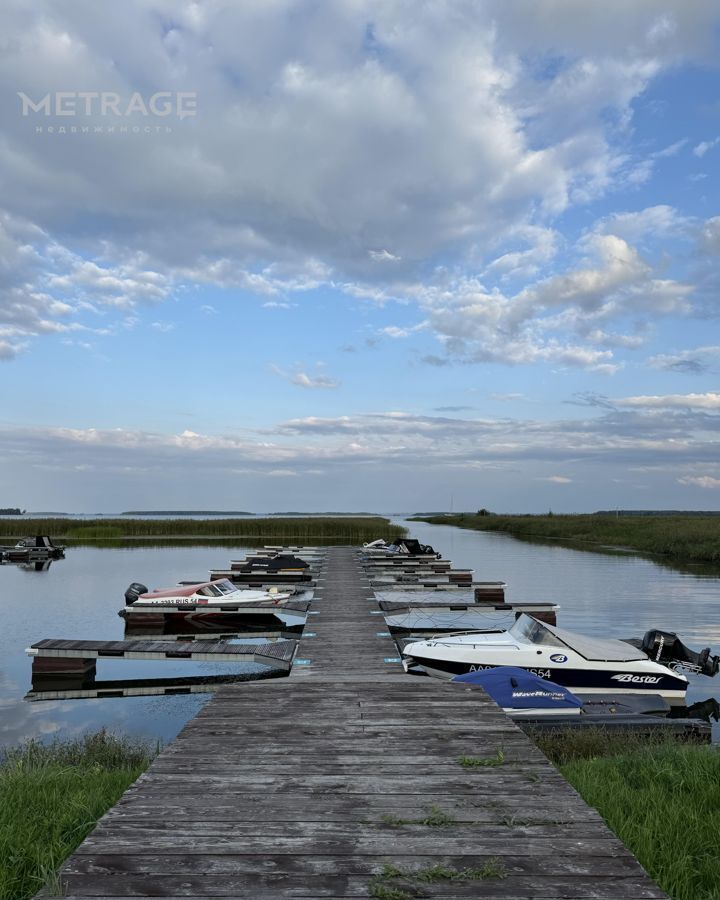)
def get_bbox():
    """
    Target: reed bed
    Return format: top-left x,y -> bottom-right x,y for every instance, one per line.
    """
0,516 -> 405,543
414,513 -> 720,563
0,730 -> 156,900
